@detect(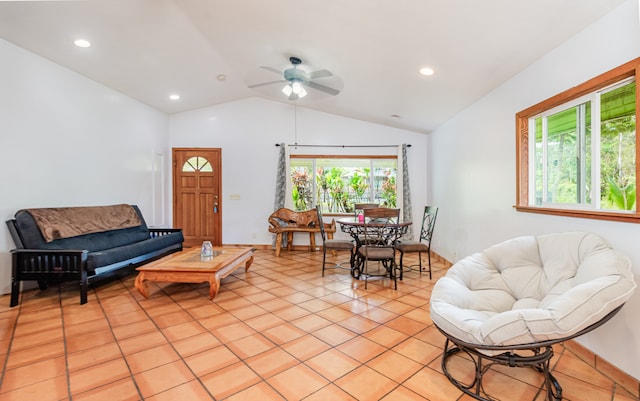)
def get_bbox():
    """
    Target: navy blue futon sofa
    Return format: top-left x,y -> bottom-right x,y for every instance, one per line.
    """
5,204 -> 183,306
